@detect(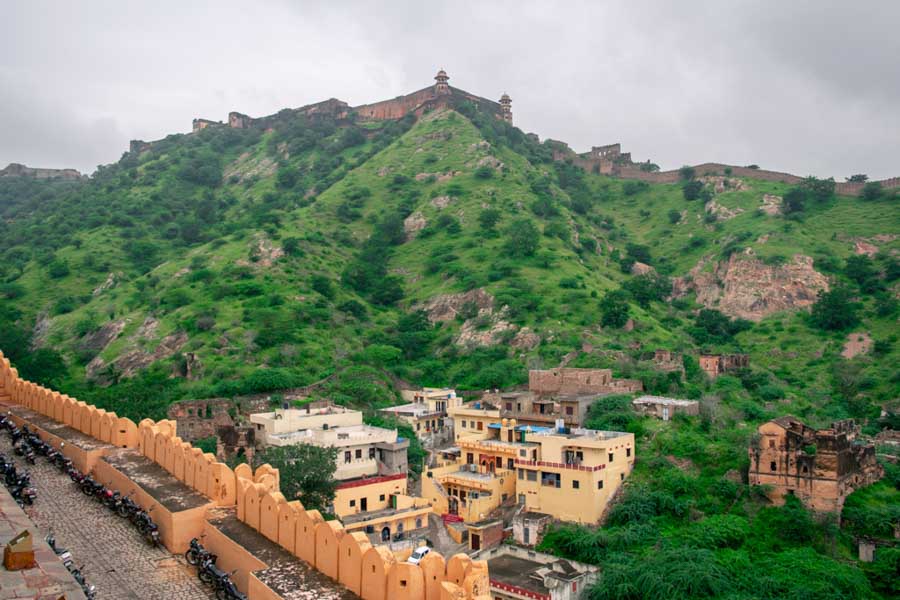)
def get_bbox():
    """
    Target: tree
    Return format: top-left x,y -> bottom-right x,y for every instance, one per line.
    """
478,208 -> 501,231
782,187 -> 806,215
844,255 -> 881,293
679,165 -> 696,181
252,444 -> 337,512
861,181 -> 883,201
810,286 -> 860,331
846,174 -> 868,183
690,309 -> 752,345
600,289 -> 631,328
800,176 -> 835,203
668,209 -> 682,224
504,218 -> 540,258
682,179 -> 704,201
624,273 -> 672,308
